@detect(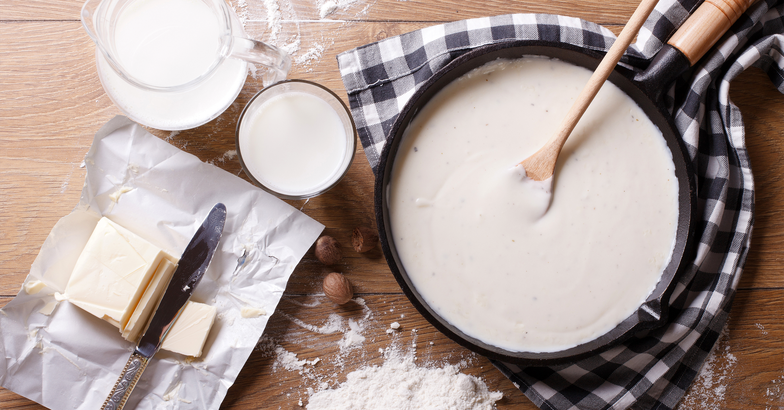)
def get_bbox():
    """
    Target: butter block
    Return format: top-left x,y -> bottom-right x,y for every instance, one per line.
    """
122,258 -> 177,342
160,301 -> 217,357
65,217 -> 176,330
